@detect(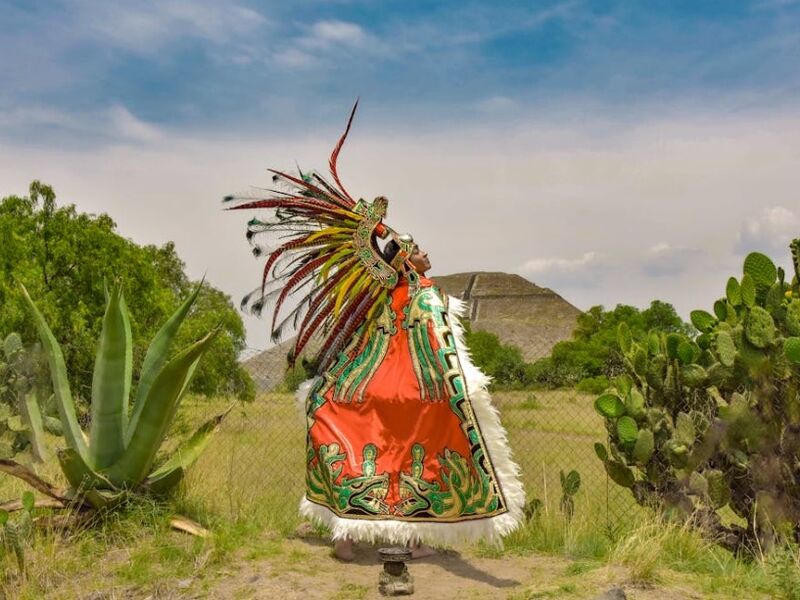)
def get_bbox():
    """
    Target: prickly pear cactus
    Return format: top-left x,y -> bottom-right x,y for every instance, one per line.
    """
595,242 -> 800,554
0,333 -> 53,461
